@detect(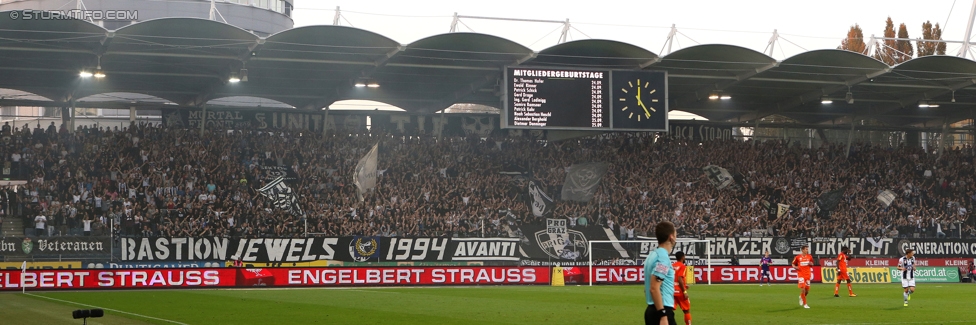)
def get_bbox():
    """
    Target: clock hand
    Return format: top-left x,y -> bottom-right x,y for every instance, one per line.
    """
638,98 -> 651,117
